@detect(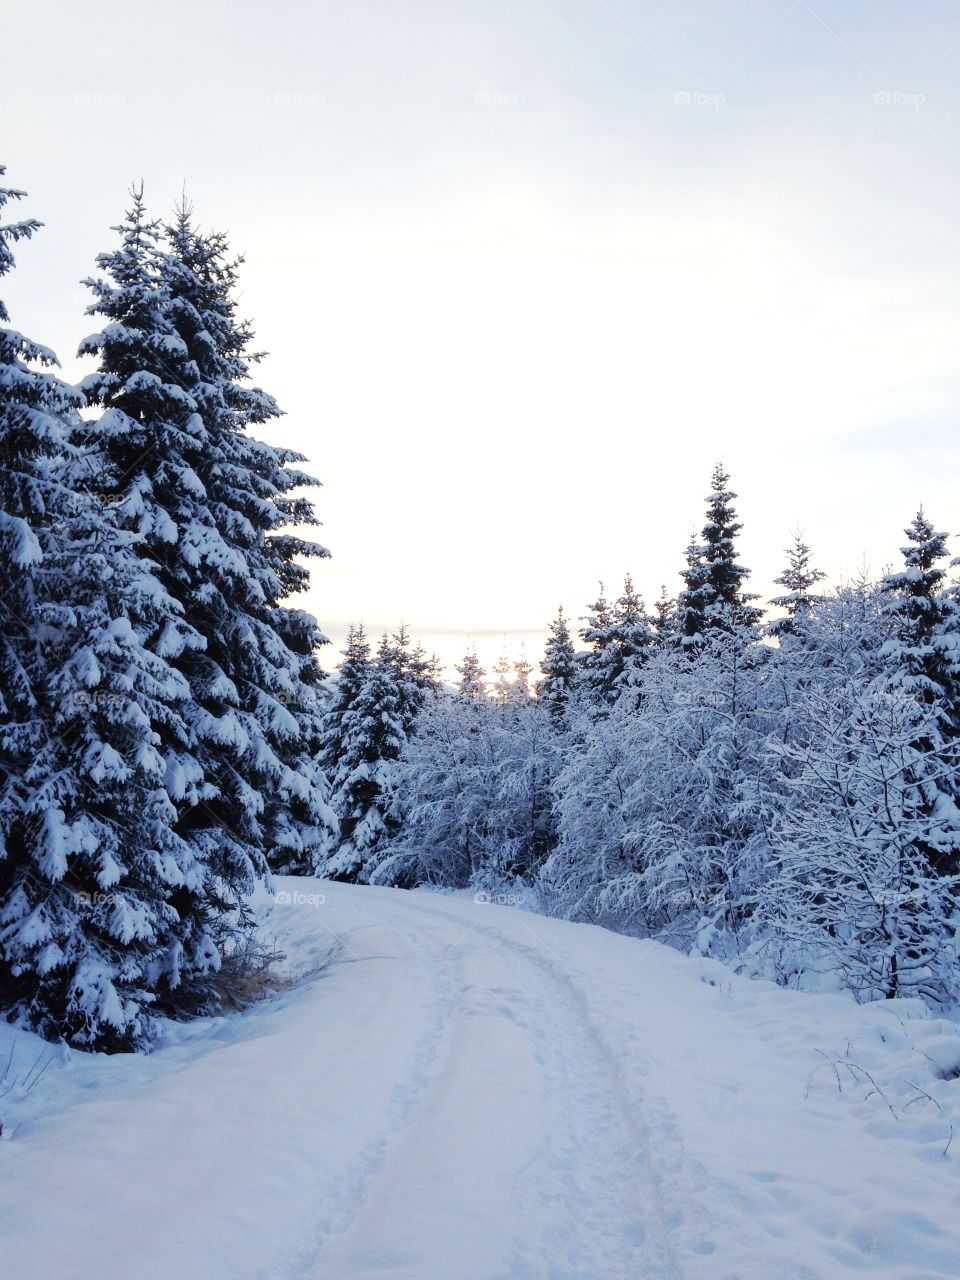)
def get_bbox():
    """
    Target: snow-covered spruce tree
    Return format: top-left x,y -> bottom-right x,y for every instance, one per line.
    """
160,206 -> 331,874
578,583 -> 615,701
317,623 -> 371,778
652,585 -> 676,642
676,532 -> 709,647
550,471 -> 767,939
71,192 -> 238,916
538,606 -> 577,723
0,174 -> 215,1048
6,512 -> 223,1048
878,511 -> 960,880
0,173 -> 86,1035
767,529 -> 826,641
380,624 -> 439,732
456,648 -> 487,698
75,191 -> 330,901
579,575 -> 655,704
759,532 -> 829,775
313,624 -> 369,873
324,634 -> 406,882
576,477 -> 768,949
408,641 -> 441,706
677,464 -> 762,647
610,575 -> 655,691
0,170 -> 79,776
881,512 -> 958,715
